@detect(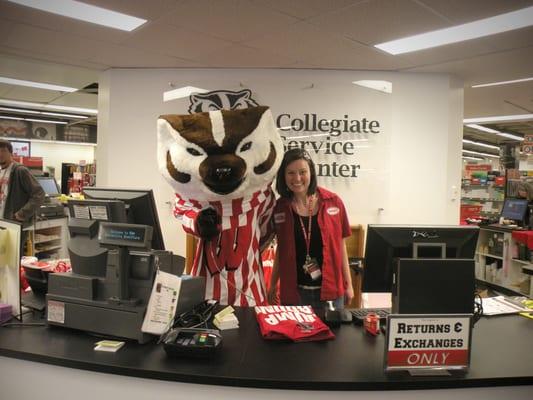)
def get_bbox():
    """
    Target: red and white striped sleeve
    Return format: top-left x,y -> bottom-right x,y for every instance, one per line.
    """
173,194 -> 202,236
258,187 -> 276,249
